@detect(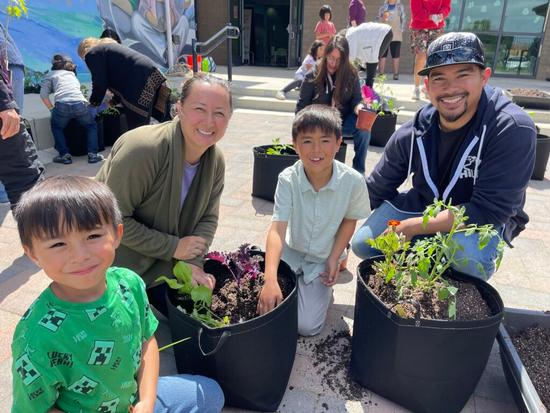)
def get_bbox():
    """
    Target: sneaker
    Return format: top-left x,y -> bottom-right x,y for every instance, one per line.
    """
393,73 -> 399,80
88,153 -> 104,164
53,153 -> 73,165
275,90 -> 286,100
412,87 -> 420,100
